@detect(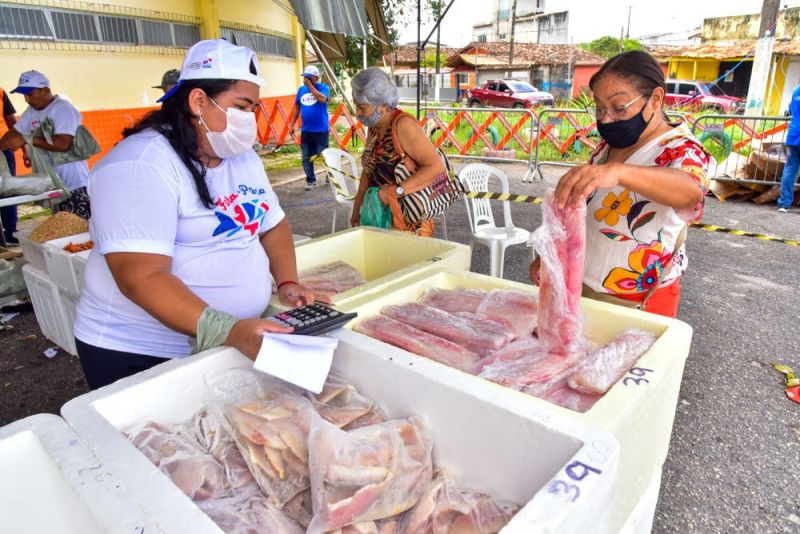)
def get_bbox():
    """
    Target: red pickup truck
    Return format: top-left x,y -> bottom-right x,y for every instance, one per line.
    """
466,79 -> 555,109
